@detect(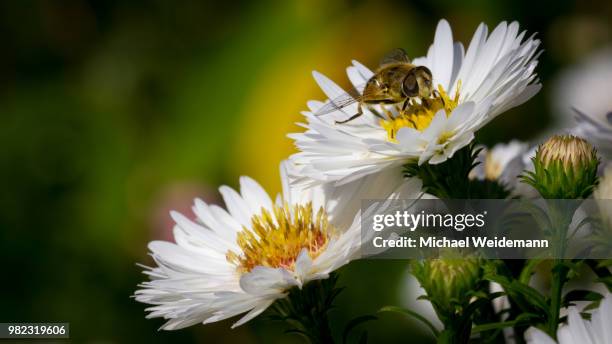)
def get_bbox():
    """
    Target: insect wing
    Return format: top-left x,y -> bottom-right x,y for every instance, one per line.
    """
379,48 -> 410,66
314,91 -> 361,116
